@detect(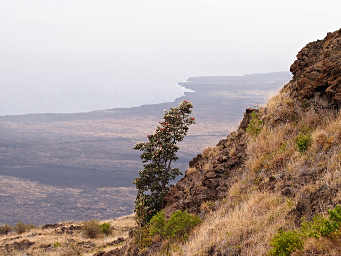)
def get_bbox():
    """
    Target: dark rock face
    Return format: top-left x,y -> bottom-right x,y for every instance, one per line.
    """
41,223 -> 62,229
164,109 -> 257,215
286,28 -> 341,107
4,239 -> 34,251
92,239 -> 126,256
290,185 -> 338,224
55,224 -> 82,235
93,248 -> 123,256
206,245 -> 241,256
